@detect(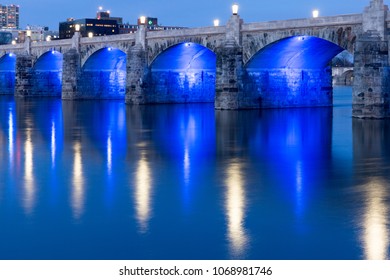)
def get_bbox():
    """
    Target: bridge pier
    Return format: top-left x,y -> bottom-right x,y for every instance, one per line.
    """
352,0 -> 390,118
15,54 -> 35,97
125,45 -> 148,104
62,49 -> 81,99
